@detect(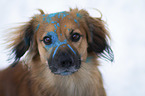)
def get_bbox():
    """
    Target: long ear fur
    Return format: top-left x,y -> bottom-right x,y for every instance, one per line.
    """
8,10 -> 44,67
8,21 -> 35,67
78,9 -> 114,61
87,17 -> 114,61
